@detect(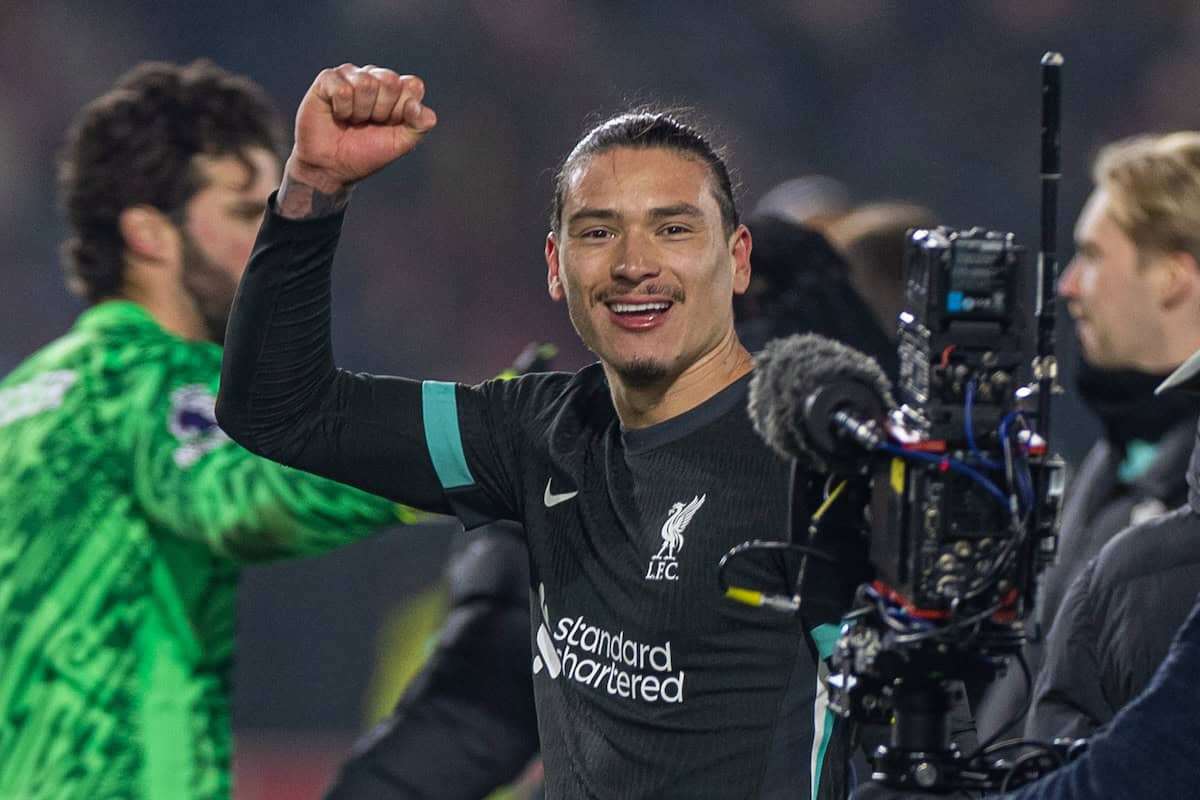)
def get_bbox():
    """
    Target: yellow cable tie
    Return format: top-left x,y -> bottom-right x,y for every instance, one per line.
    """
811,479 -> 848,522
